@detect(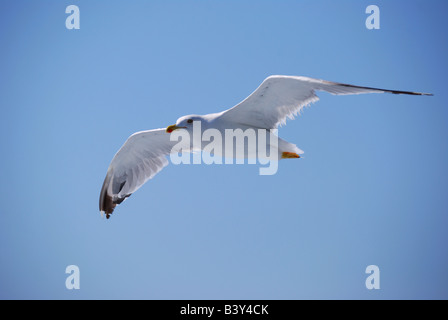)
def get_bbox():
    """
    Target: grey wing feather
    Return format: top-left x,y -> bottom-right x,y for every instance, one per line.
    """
220,75 -> 432,129
99,128 -> 177,218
